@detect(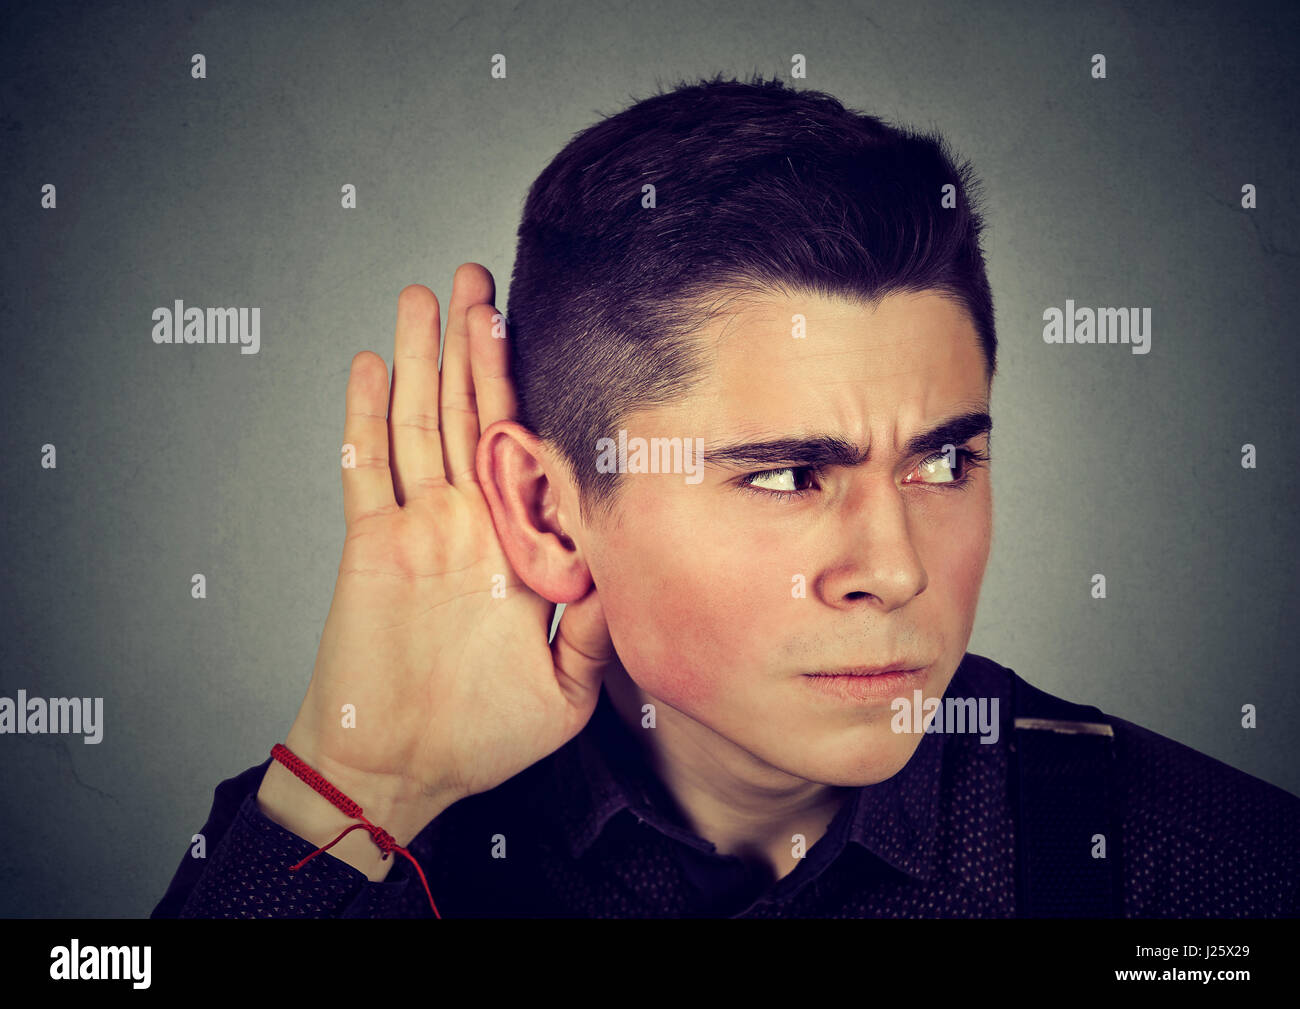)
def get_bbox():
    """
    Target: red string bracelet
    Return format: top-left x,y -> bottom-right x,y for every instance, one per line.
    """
270,743 -> 441,918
